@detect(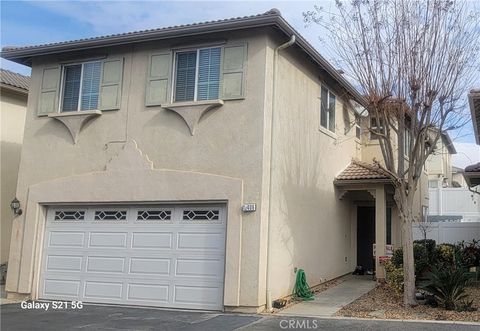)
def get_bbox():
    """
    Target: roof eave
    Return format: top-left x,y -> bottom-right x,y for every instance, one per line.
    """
333,178 -> 392,186
468,91 -> 480,145
464,171 -> 480,188
0,83 -> 28,95
441,131 -> 457,154
1,14 -> 367,106
1,15 -> 278,64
